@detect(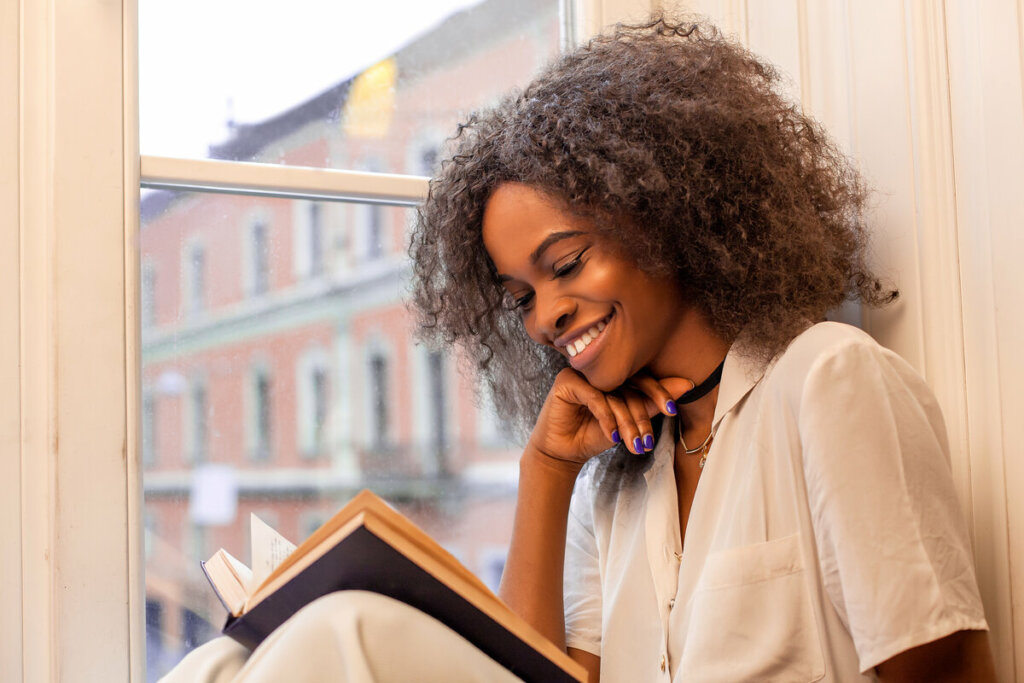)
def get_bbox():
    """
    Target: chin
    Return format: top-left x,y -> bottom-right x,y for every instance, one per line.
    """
580,365 -> 629,393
